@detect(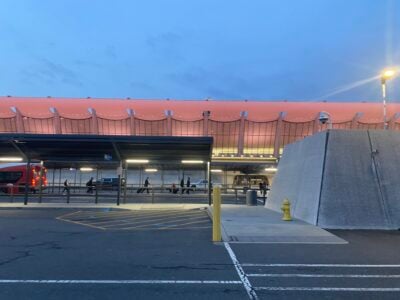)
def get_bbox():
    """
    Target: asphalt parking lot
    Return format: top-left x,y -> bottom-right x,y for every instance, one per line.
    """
0,207 -> 399,299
